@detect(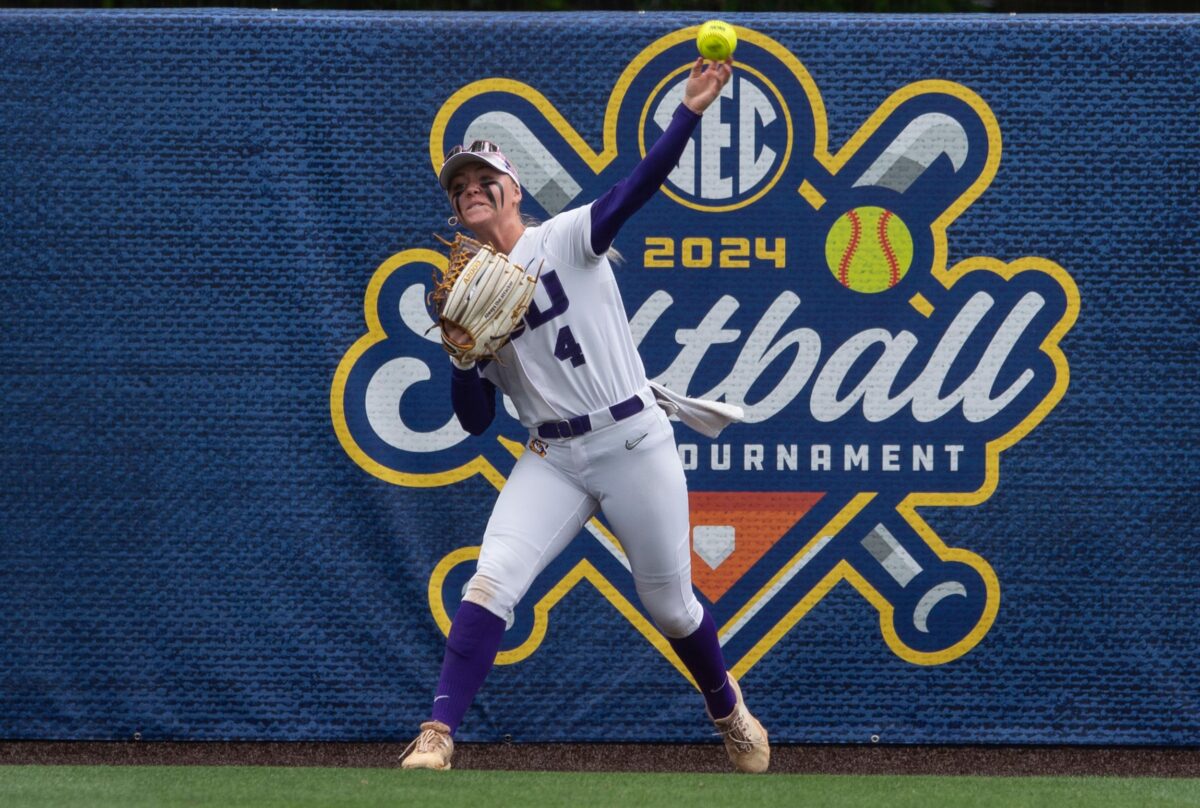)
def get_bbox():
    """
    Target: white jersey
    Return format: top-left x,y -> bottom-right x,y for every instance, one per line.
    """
480,203 -> 648,427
